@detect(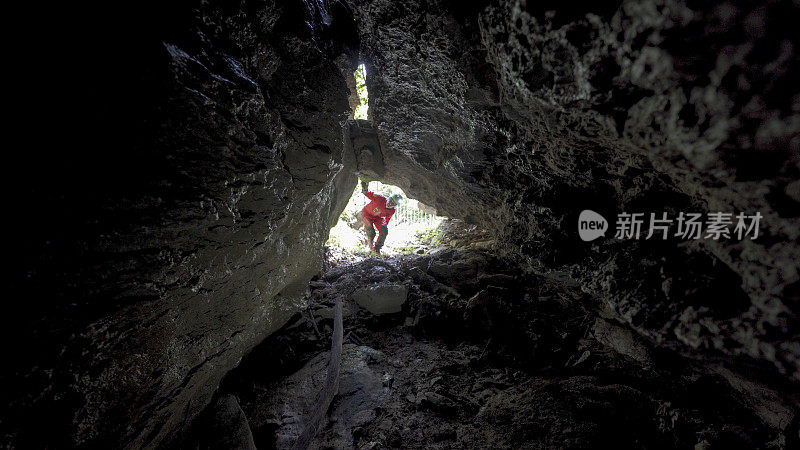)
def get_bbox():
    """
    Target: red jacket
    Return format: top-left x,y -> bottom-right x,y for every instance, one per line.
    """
362,191 -> 395,225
